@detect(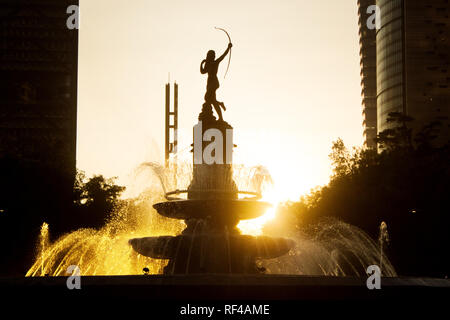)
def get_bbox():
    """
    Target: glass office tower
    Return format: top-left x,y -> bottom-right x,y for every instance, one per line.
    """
376,0 -> 450,139
376,0 -> 404,133
358,0 -> 378,148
